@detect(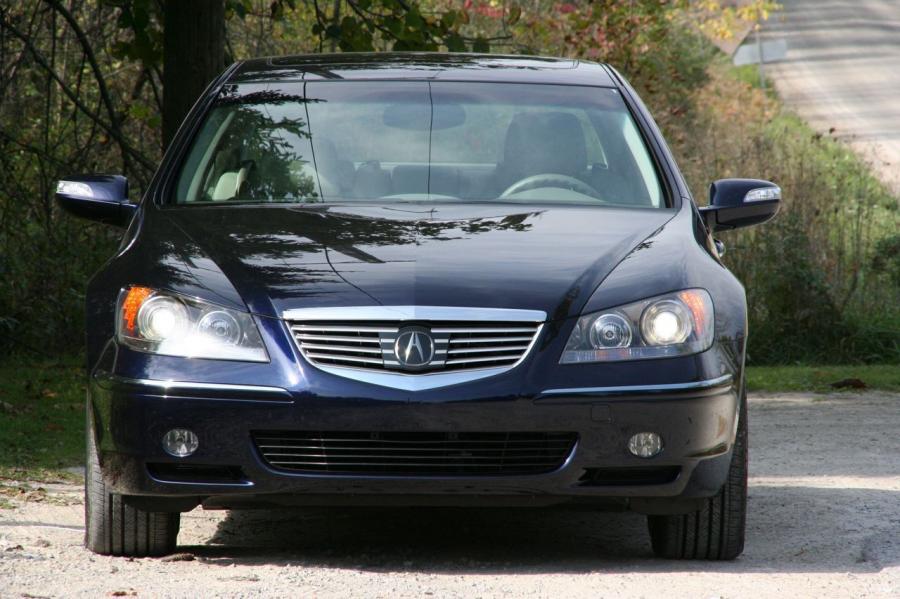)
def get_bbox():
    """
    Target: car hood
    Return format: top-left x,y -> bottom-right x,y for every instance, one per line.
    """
160,203 -> 676,321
